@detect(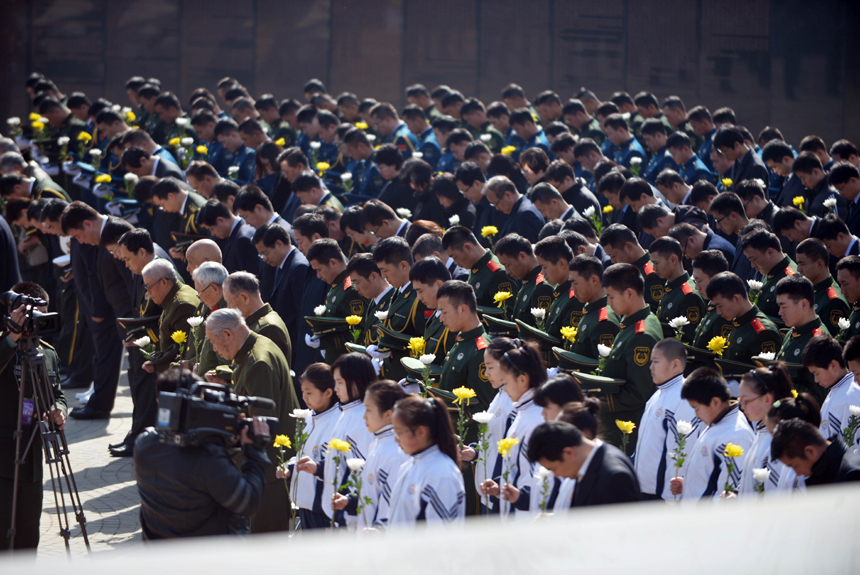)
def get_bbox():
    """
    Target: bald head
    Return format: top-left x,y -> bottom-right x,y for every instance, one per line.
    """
185,238 -> 222,275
